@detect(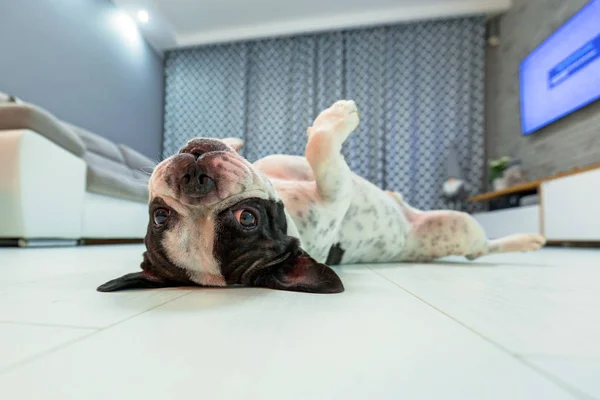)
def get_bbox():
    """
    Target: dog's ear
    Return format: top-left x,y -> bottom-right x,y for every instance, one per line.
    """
96,271 -> 175,292
255,254 -> 344,294
222,137 -> 244,153
97,250 -> 193,292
